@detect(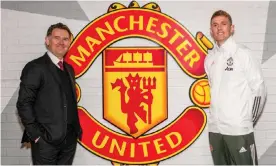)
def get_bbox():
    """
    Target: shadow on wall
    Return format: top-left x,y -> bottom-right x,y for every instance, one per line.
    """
259,1 -> 276,164
1,88 -> 32,165
261,0 -> 276,64
1,1 -> 89,21
259,140 -> 276,165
